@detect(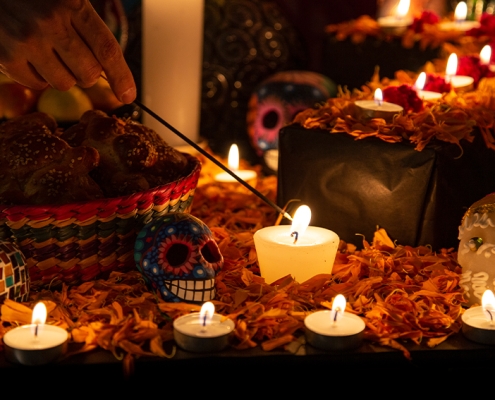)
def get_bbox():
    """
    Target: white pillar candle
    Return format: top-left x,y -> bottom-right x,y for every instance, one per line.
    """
254,205 -> 340,284
142,0 -> 204,147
